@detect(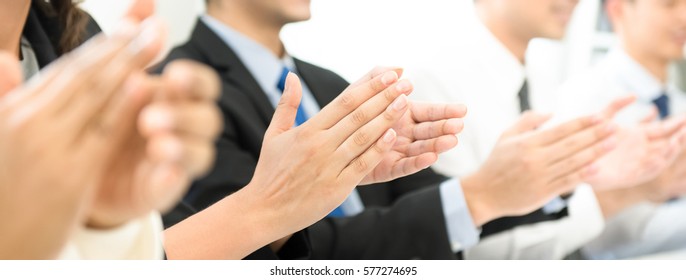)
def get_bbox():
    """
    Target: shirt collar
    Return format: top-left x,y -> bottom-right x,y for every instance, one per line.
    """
200,14 -> 295,95
605,47 -> 669,102
467,18 -> 527,98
